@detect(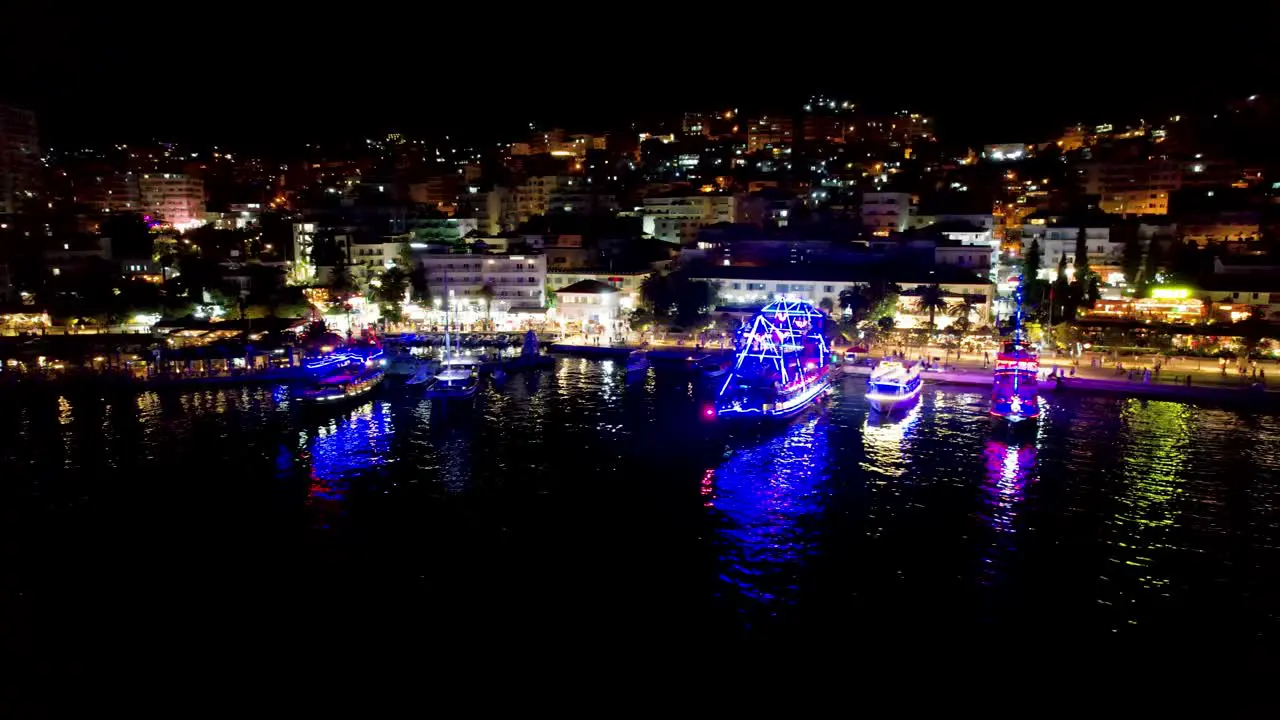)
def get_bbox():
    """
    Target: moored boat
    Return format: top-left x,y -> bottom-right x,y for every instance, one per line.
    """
689,354 -> 729,379
625,351 -> 649,377
990,342 -> 1039,423
713,299 -> 832,420
990,278 -> 1040,424
866,359 -> 923,413
299,363 -> 386,404
424,356 -> 480,400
